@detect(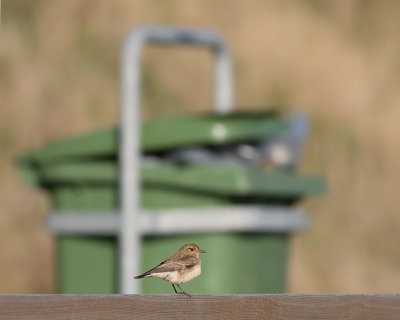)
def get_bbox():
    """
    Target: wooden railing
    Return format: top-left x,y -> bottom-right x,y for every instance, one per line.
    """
1,294 -> 399,319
